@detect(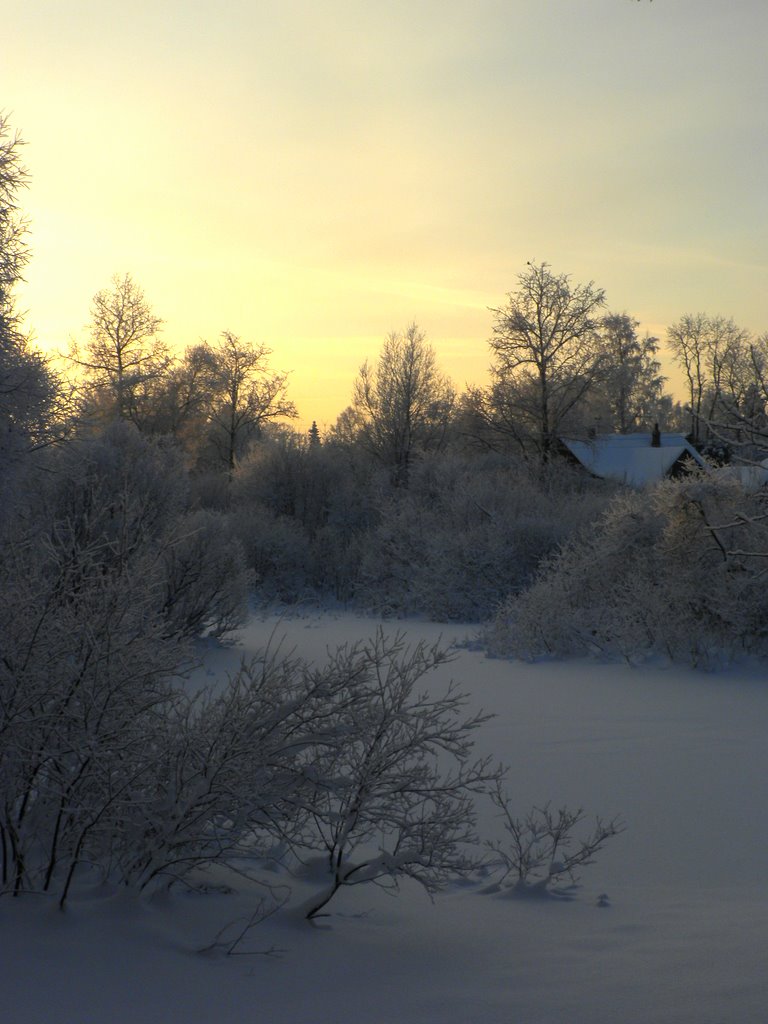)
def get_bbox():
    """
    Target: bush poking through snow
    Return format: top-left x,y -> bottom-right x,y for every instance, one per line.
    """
0,622 -> 502,922
284,632 -> 503,919
486,781 -> 624,897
